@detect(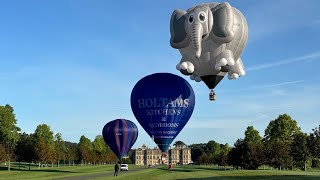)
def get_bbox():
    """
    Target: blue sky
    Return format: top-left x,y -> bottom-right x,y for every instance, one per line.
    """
0,0 -> 319,149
